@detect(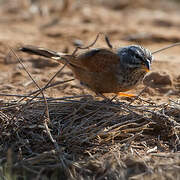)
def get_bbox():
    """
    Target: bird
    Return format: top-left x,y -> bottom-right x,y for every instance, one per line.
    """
19,44 -> 153,97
